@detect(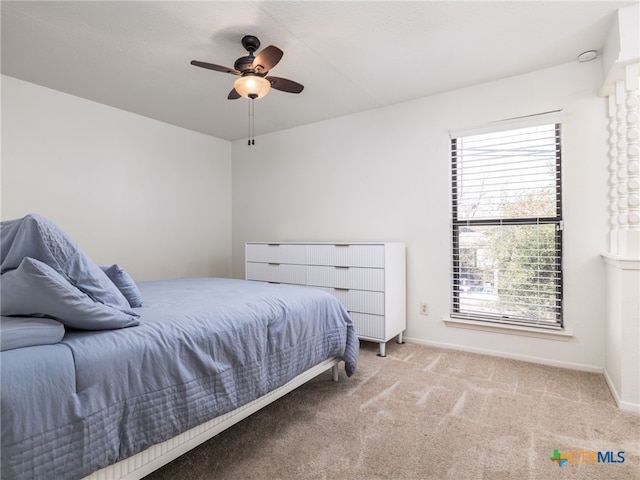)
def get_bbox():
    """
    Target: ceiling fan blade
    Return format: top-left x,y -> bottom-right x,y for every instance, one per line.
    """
267,76 -> 304,94
252,46 -> 283,73
227,88 -> 241,100
191,60 -> 240,75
